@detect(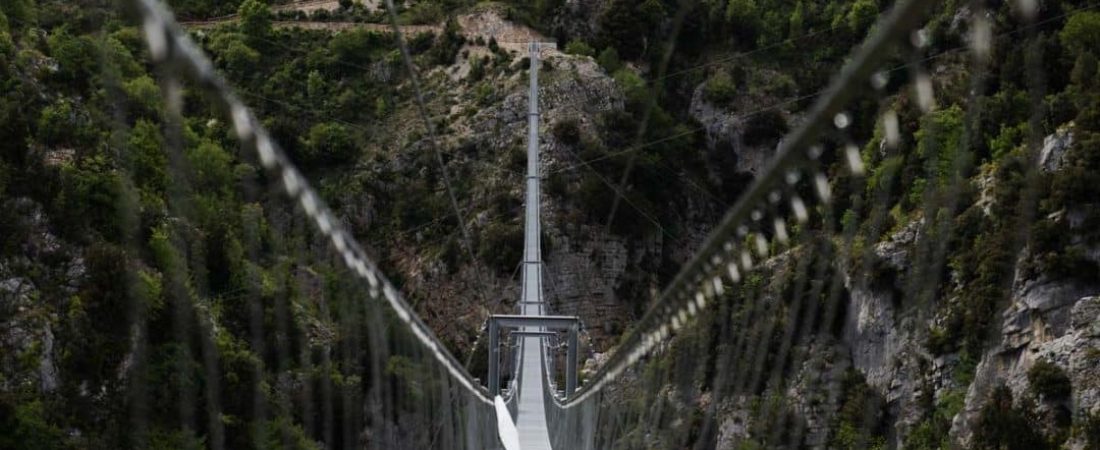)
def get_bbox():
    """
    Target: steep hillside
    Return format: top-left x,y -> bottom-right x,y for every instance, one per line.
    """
2,0 -> 1100,448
